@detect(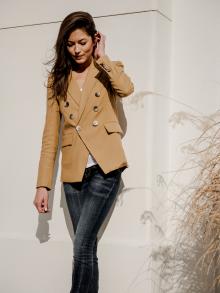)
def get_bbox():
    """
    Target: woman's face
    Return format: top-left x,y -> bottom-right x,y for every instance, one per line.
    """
66,28 -> 95,64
